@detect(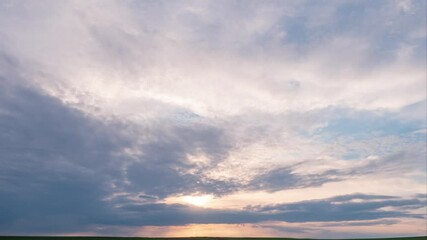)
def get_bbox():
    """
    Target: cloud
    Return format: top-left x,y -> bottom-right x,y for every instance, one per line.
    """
0,0 -> 425,237
246,167 -> 341,192
0,58 -> 425,233
95,194 -> 427,228
251,194 -> 426,223
1,0 -> 425,118
0,56 -> 233,233
0,57 -> 129,233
